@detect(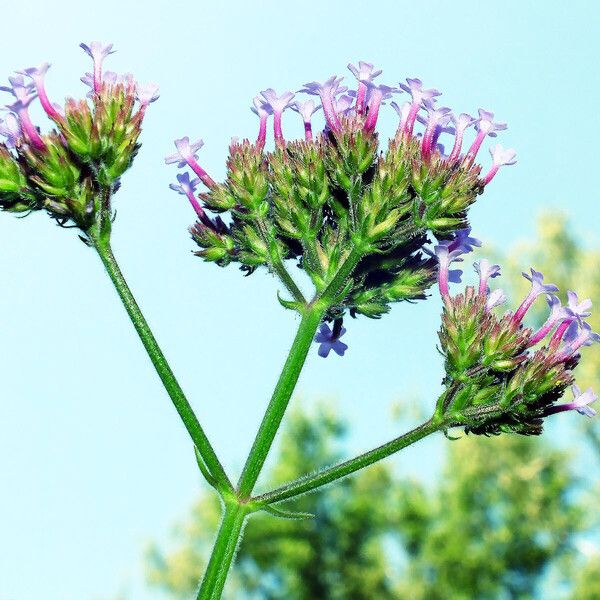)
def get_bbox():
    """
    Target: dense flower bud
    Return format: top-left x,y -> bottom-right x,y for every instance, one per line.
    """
0,42 -> 157,234
434,250 -> 598,436
167,61 -> 514,327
